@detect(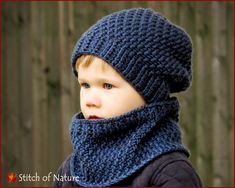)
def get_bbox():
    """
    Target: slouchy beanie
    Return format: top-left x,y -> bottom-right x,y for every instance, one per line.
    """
71,8 -> 192,103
